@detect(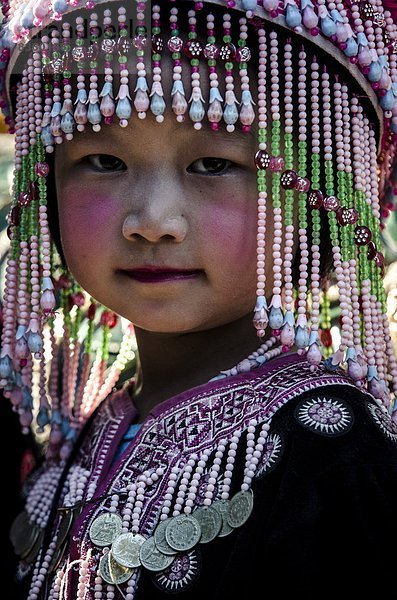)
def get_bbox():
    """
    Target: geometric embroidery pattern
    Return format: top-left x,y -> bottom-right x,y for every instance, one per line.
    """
295,396 -> 353,436
64,356 -> 366,592
367,403 -> 397,443
152,549 -> 201,594
254,433 -> 283,478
